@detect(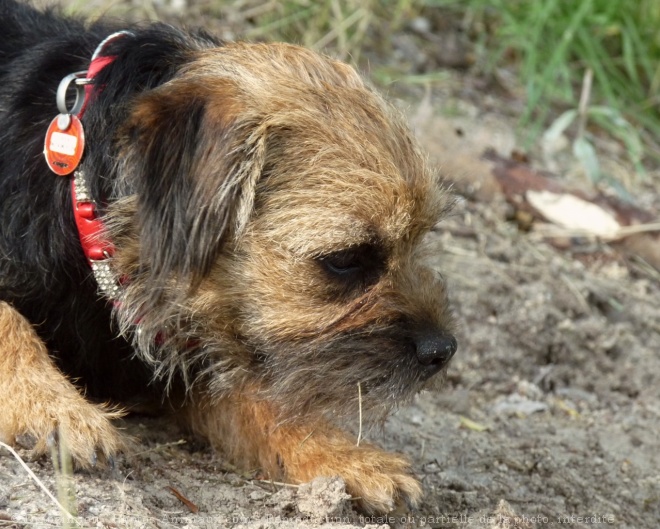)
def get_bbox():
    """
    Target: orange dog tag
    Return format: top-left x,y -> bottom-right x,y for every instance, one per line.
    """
44,114 -> 85,176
